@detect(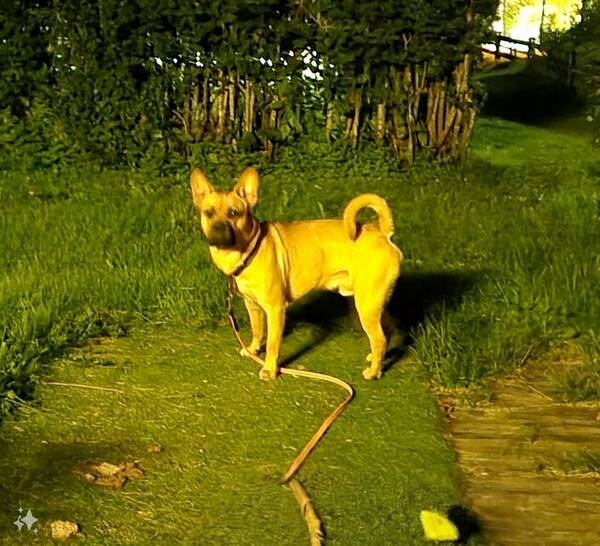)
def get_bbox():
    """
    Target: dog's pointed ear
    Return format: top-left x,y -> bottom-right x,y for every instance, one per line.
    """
233,167 -> 259,208
190,169 -> 215,208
